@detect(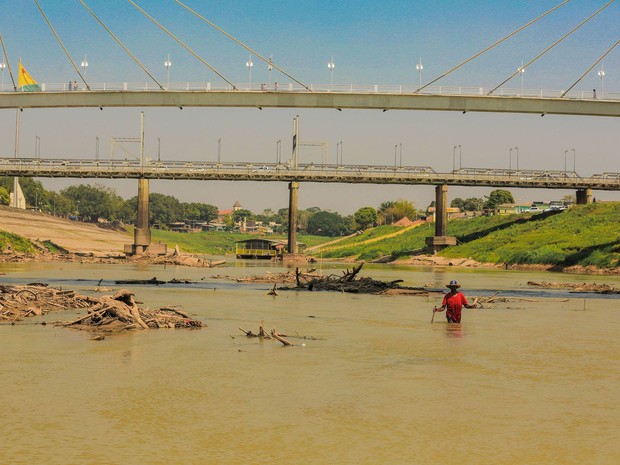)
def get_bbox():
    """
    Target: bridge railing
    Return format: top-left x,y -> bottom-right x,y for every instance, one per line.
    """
2,82 -> 618,101
1,157 -> 619,188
